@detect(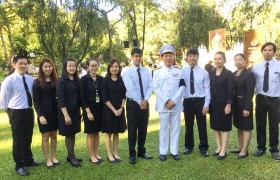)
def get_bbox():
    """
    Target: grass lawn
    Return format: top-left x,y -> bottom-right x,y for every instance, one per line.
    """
0,96 -> 280,180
